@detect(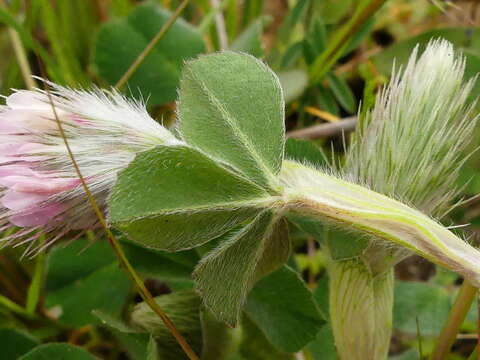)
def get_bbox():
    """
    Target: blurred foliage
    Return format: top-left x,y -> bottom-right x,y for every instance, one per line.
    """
0,0 -> 480,359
